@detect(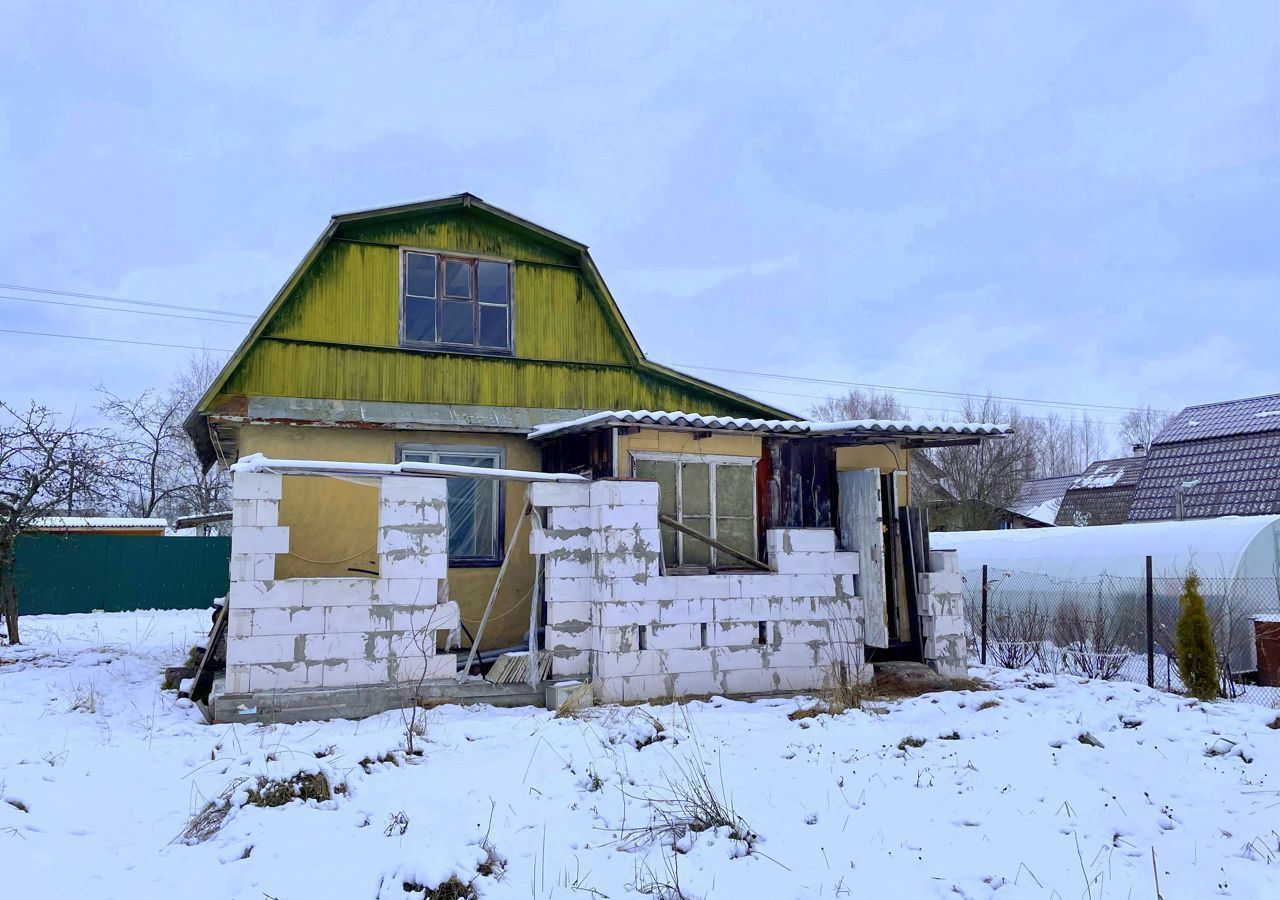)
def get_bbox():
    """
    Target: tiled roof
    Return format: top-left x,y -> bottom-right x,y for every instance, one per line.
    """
1053,455 -> 1147,526
527,410 -> 1011,441
1154,392 -> 1280,444
1128,431 -> 1280,520
1070,455 -> 1146,490
1012,474 -> 1078,514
